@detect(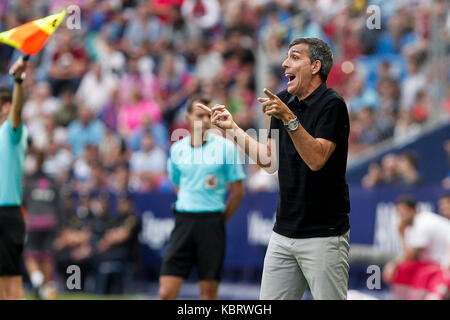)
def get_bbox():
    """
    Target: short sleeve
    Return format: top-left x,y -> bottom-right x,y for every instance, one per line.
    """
314,99 -> 349,144
405,224 -> 430,249
7,117 -> 24,144
224,140 -> 246,183
167,158 -> 180,186
167,149 -> 180,186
